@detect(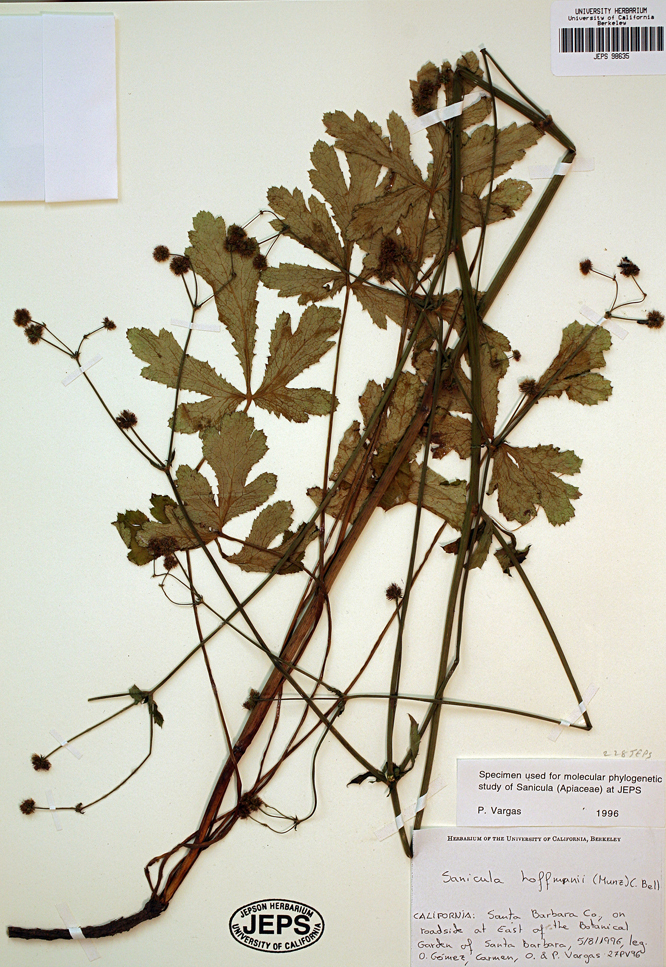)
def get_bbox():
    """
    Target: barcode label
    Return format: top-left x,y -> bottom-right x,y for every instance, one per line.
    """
552,1 -> 666,74
559,25 -> 664,52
